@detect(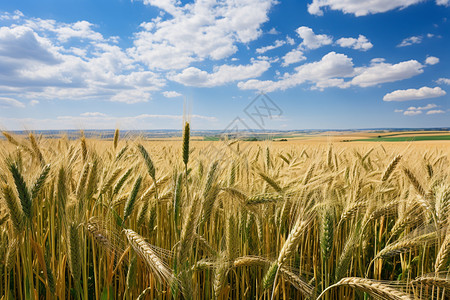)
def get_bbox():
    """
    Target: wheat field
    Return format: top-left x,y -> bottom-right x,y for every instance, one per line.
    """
0,125 -> 449,299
